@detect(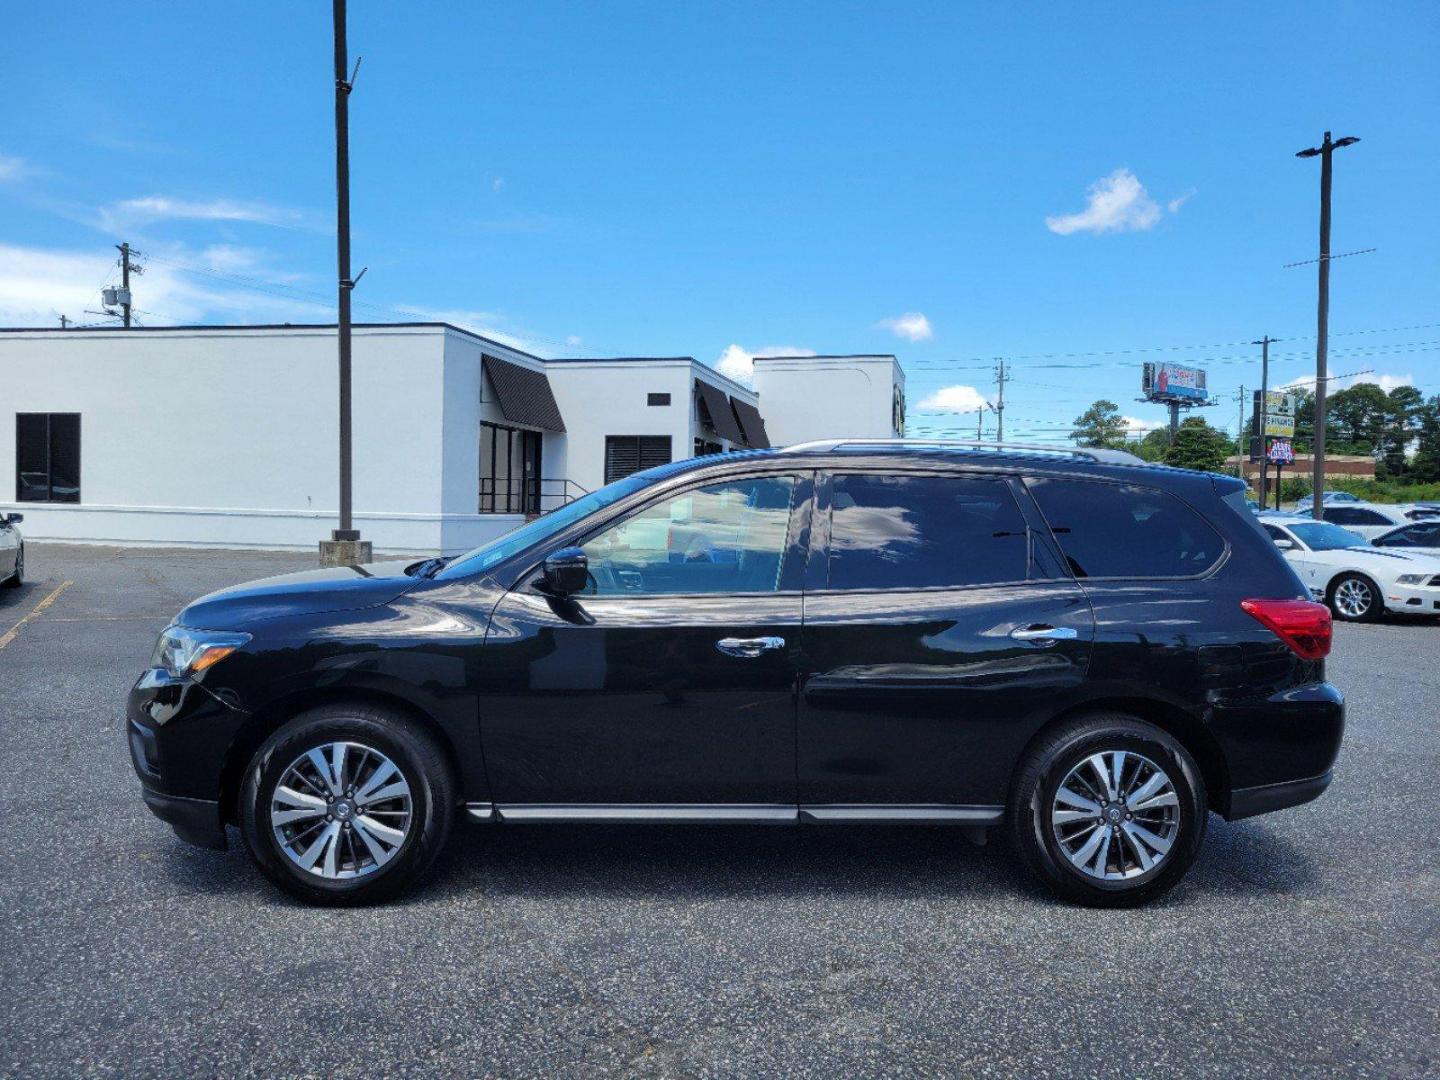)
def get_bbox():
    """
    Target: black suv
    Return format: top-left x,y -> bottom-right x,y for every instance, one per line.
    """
128,441 -> 1342,907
